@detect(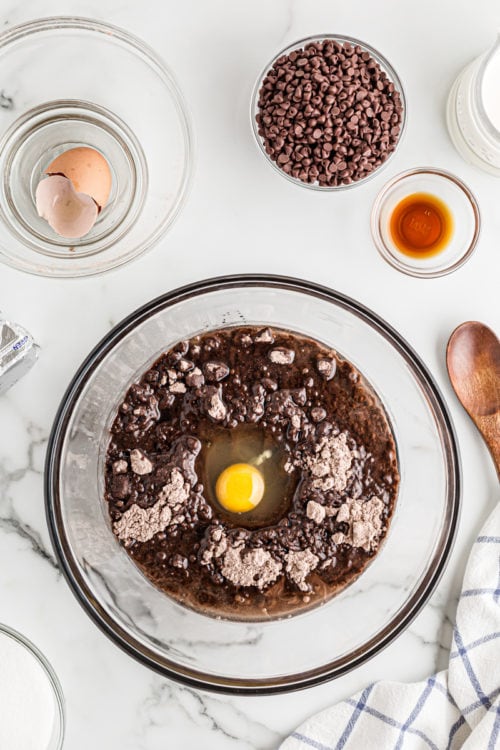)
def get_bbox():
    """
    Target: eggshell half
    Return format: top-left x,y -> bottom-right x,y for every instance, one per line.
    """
46,147 -> 112,209
36,175 -> 98,239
